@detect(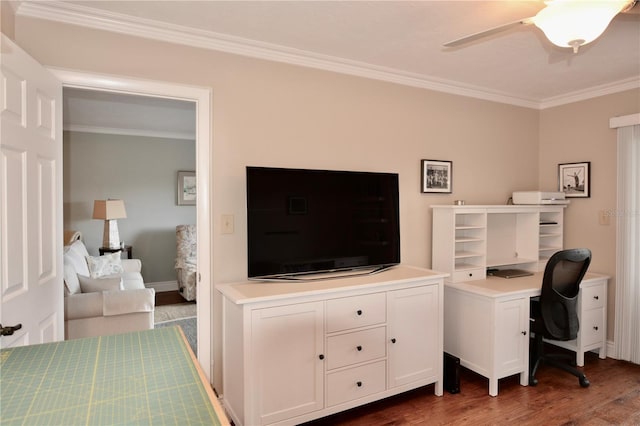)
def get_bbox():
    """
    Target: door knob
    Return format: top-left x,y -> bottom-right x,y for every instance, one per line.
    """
0,323 -> 22,336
